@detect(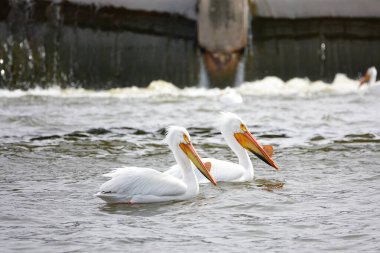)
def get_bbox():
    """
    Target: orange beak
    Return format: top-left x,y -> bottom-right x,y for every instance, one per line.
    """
360,72 -> 370,87
179,142 -> 217,186
234,131 -> 280,171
